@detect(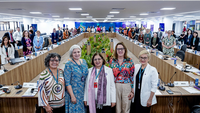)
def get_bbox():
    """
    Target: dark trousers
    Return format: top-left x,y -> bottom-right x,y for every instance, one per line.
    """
44,105 -> 65,113
17,41 -> 22,46
87,106 -> 112,113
